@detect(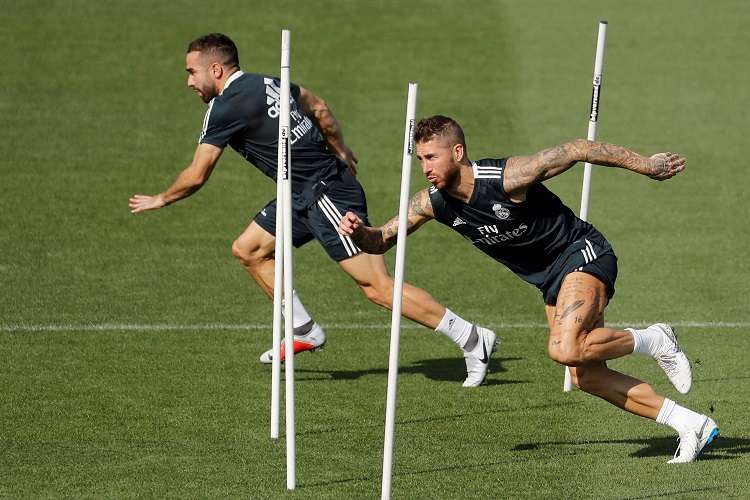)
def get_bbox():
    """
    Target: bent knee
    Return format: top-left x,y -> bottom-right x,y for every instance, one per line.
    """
547,335 -> 584,366
359,277 -> 395,309
231,238 -> 272,267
